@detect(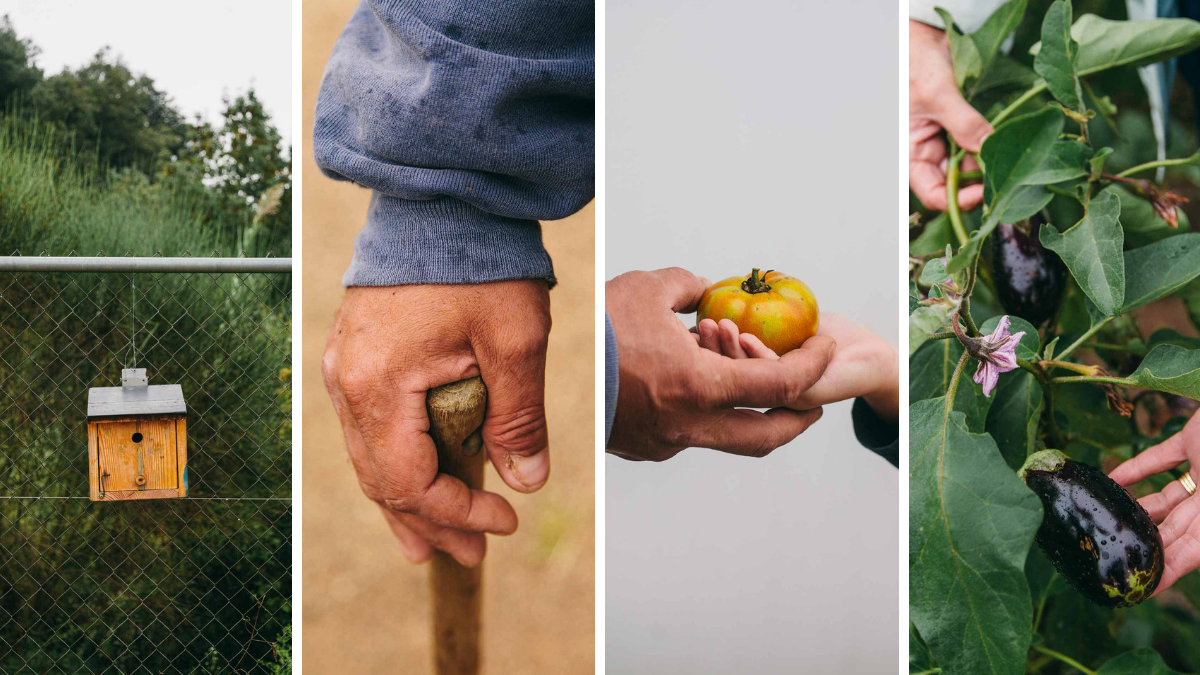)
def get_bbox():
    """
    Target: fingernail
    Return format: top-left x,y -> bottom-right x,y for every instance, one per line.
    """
509,450 -> 550,490
699,321 -> 714,338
